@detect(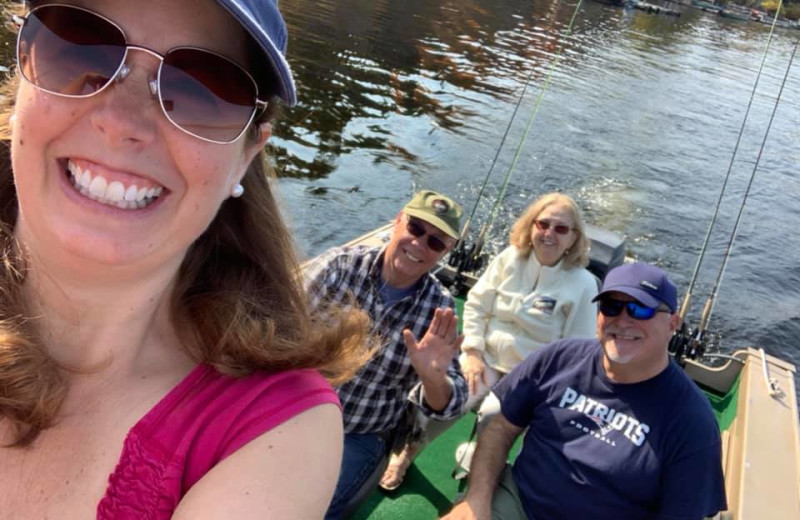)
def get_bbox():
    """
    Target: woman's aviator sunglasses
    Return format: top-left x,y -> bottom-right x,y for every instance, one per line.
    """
15,4 -> 268,144
534,219 -> 573,235
598,297 -> 671,321
406,217 -> 451,253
